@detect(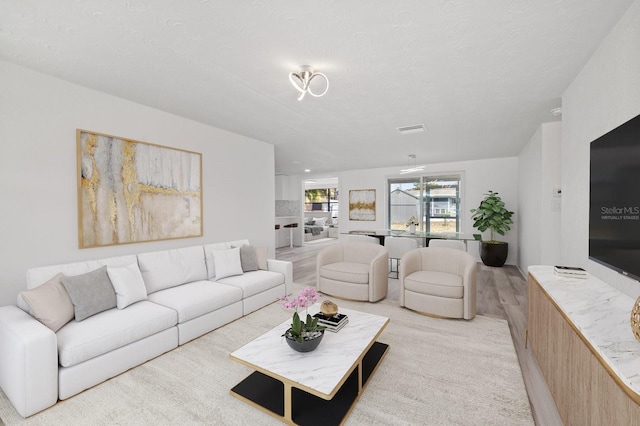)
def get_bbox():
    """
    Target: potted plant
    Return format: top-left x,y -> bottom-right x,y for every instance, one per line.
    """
280,287 -> 326,352
470,190 -> 514,267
